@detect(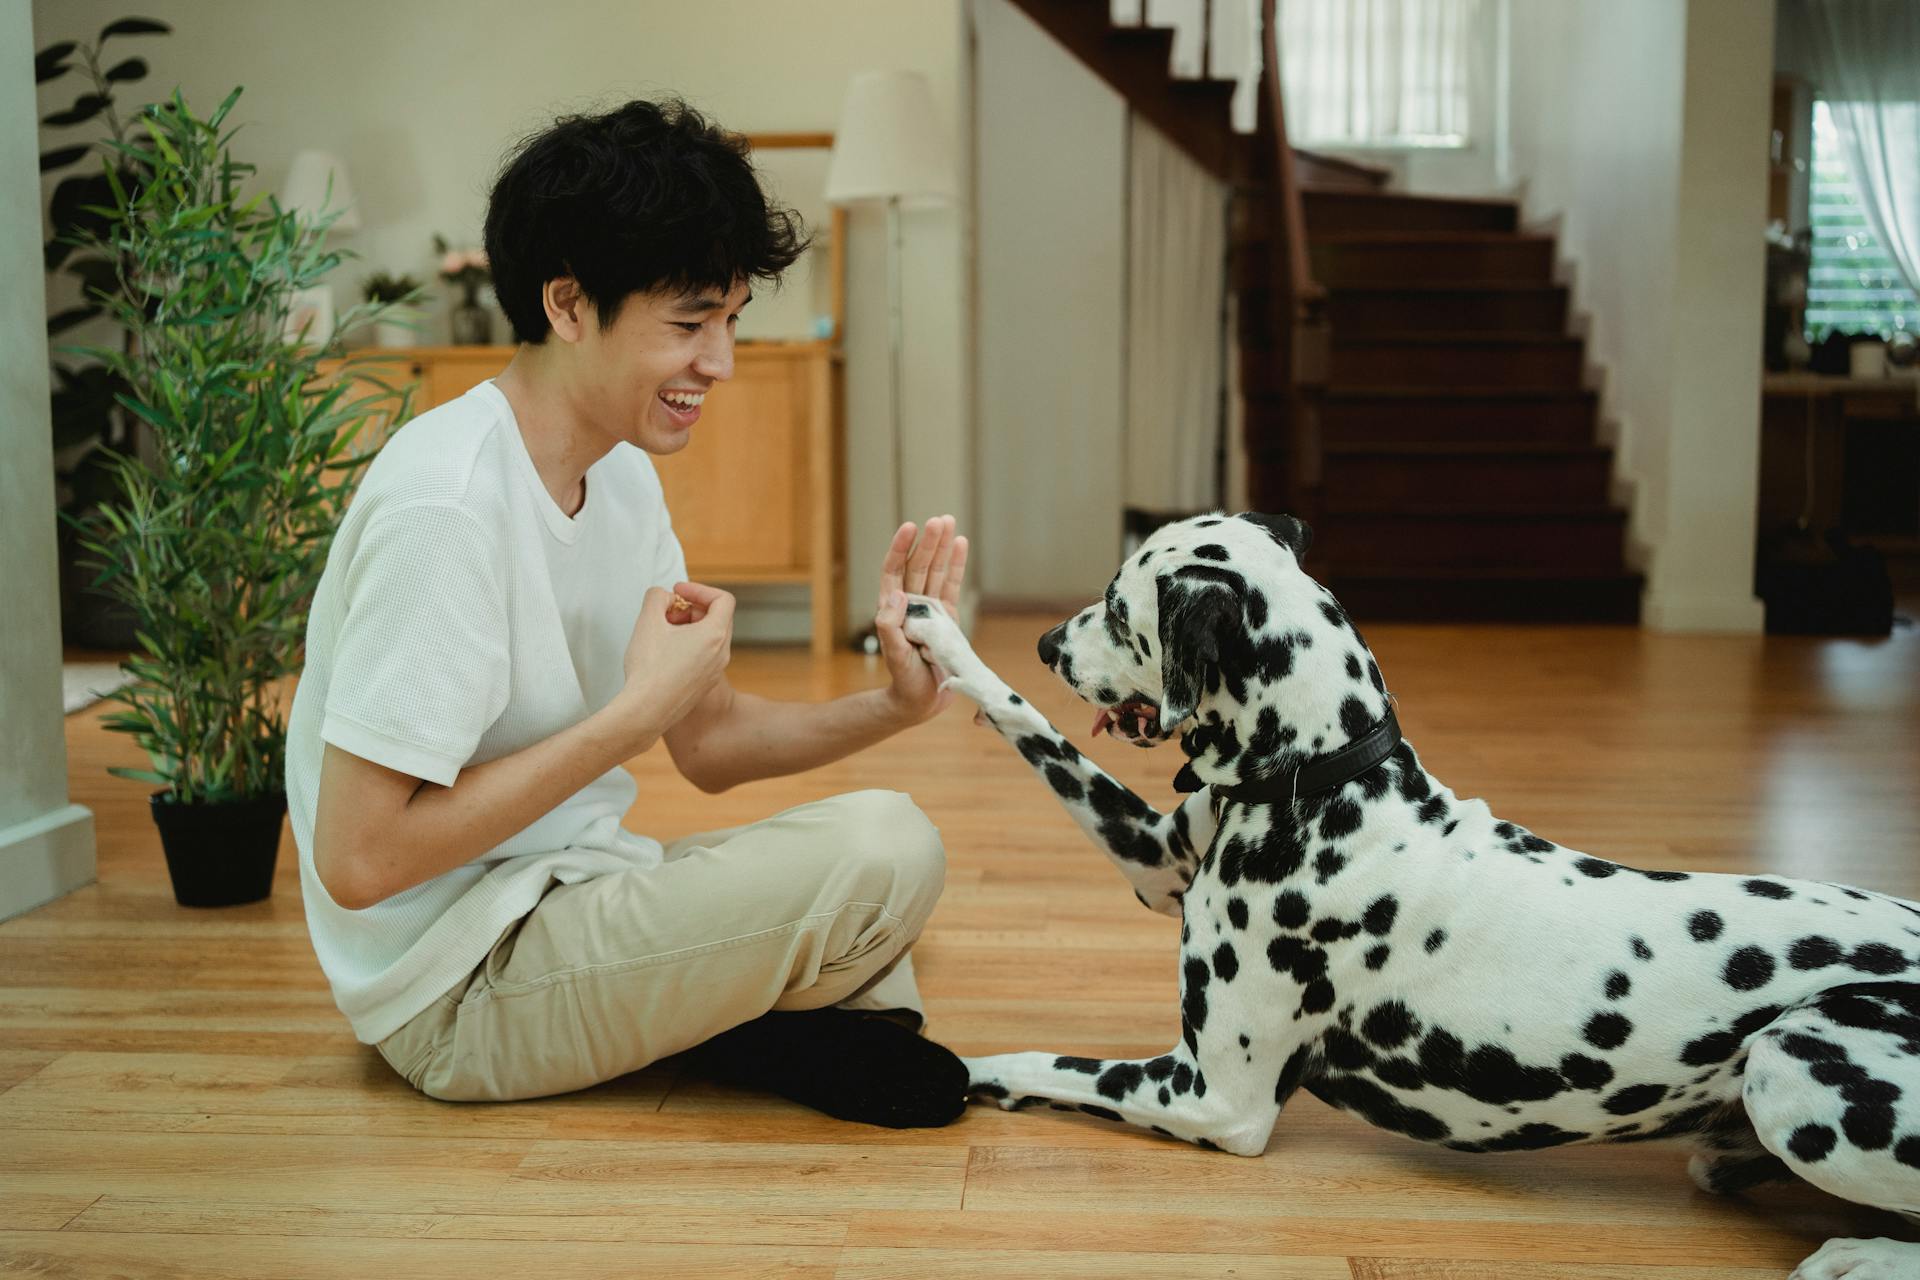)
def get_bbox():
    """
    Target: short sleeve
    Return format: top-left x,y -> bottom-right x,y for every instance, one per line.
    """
320,502 -> 511,787
652,507 -> 689,590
